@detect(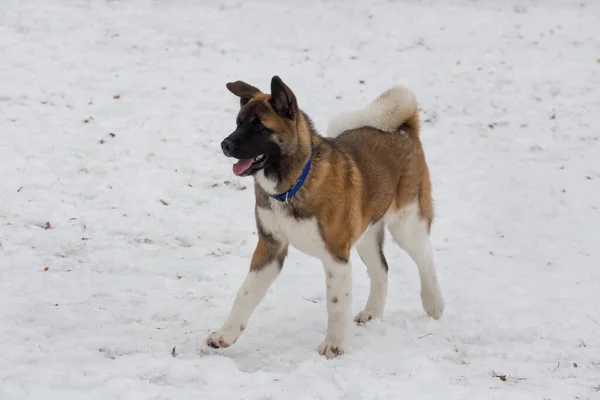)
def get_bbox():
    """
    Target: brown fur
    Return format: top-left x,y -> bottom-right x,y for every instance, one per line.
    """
249,218 -> 287,271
